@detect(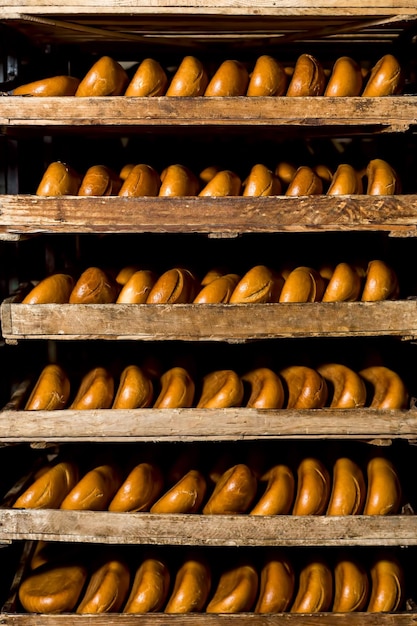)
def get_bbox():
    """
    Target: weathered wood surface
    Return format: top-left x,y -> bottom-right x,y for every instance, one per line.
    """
1,196 -> 417,237
2,300 -> 417,342
0,97 -> 415,132
0,407 -> 416,442
0,510 -> 416,546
